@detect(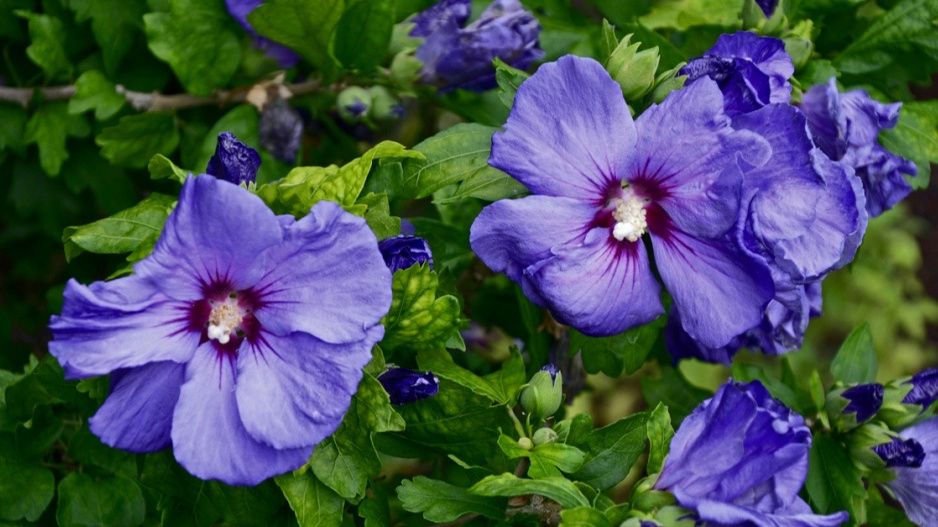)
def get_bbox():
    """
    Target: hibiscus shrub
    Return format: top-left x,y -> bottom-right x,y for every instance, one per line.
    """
2,0 -> 938,526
